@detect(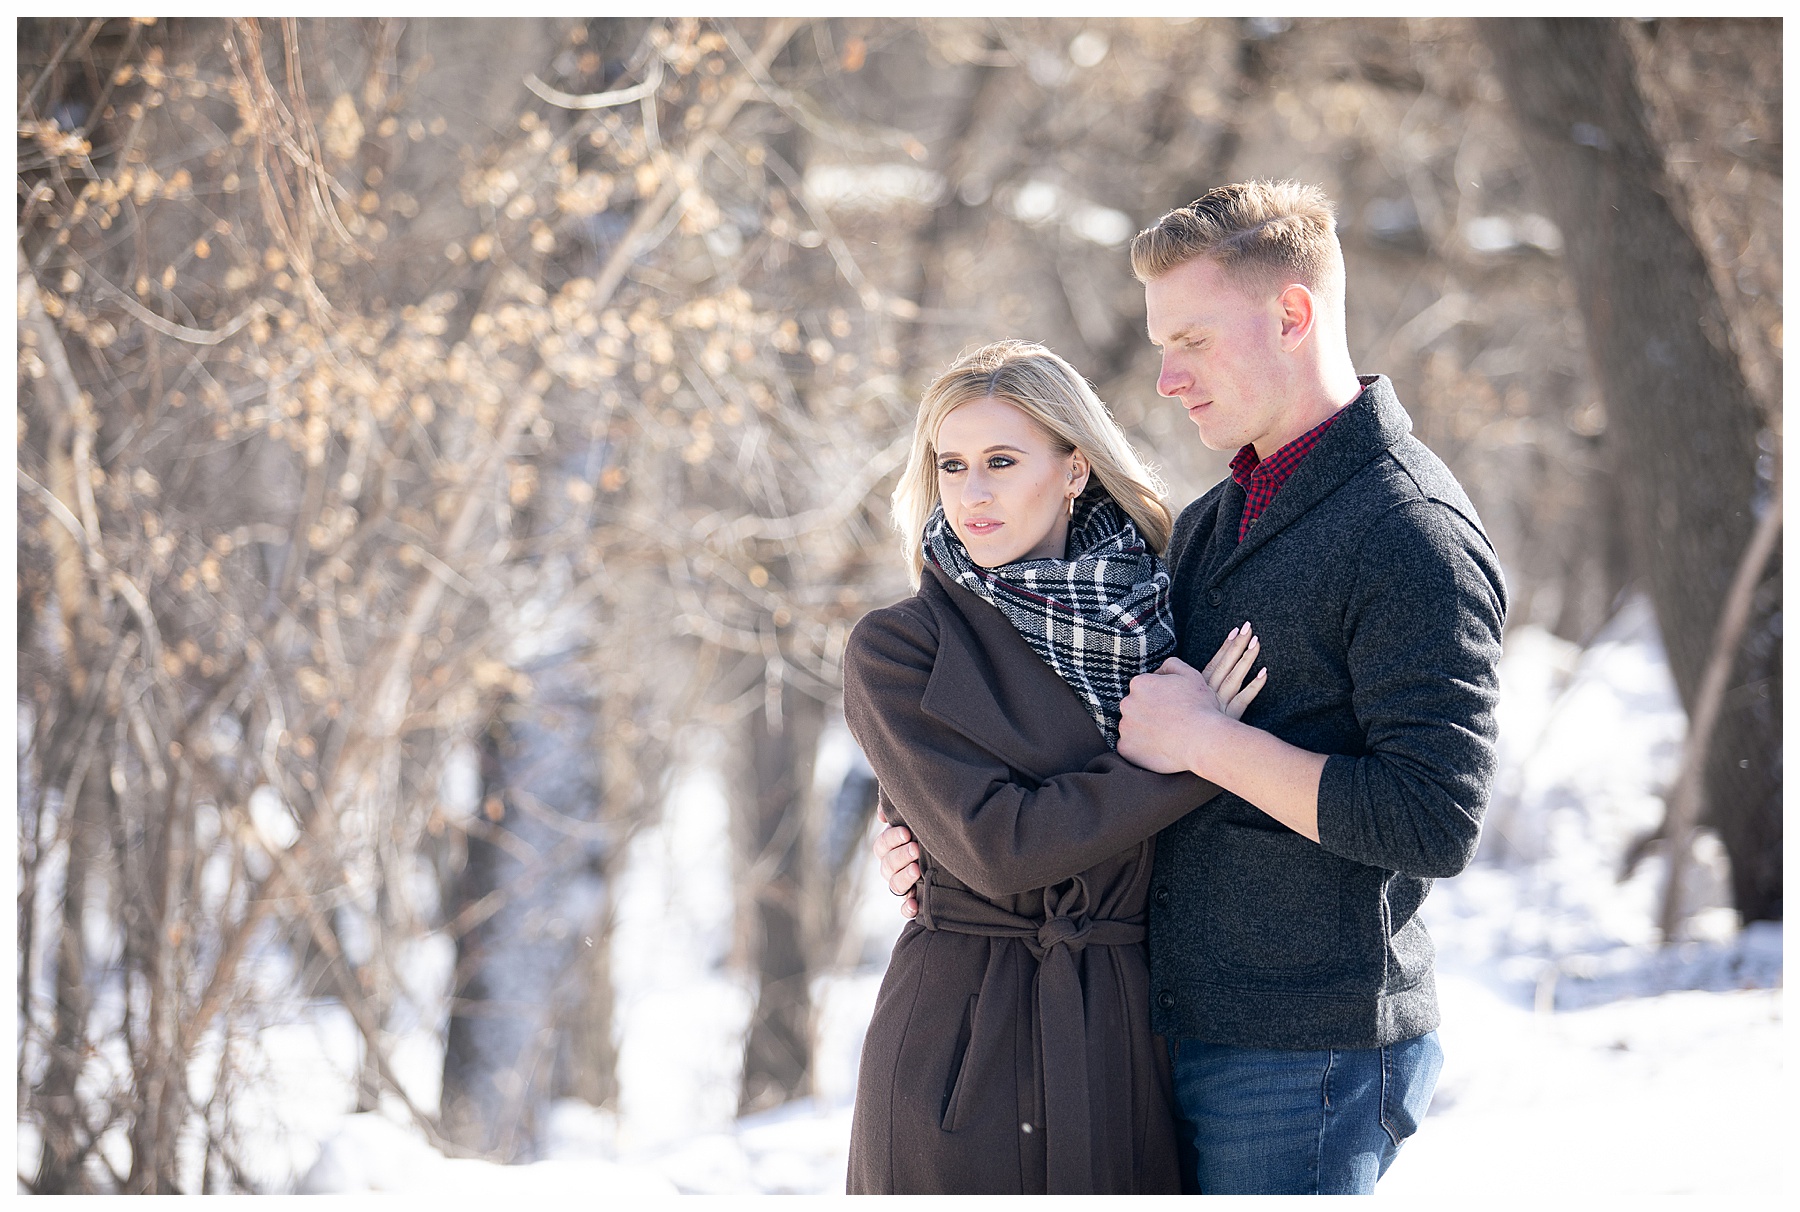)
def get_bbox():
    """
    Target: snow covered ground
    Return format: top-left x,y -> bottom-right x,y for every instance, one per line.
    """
160,598 -> 1784,1197
1377,600 -> 1787,1199
1378,975 -> 1783,1199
